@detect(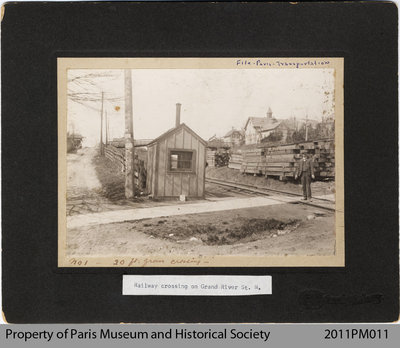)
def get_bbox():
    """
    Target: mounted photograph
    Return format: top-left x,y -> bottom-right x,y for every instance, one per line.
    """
58,57 -> 344,267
